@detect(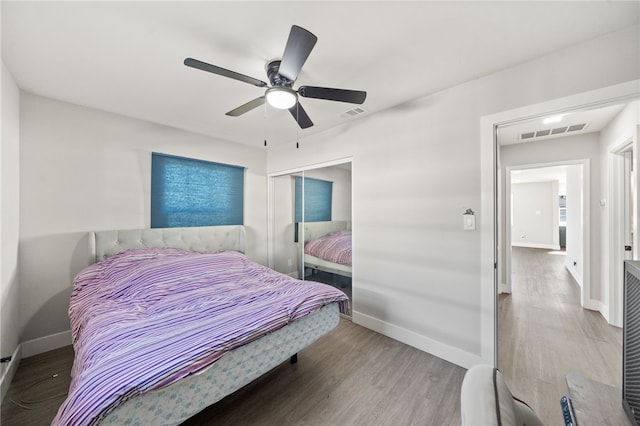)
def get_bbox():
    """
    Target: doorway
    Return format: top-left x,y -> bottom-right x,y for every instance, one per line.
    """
480,82 -> 640,368
487,93 -> 638,425
501,161 -> 588,305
